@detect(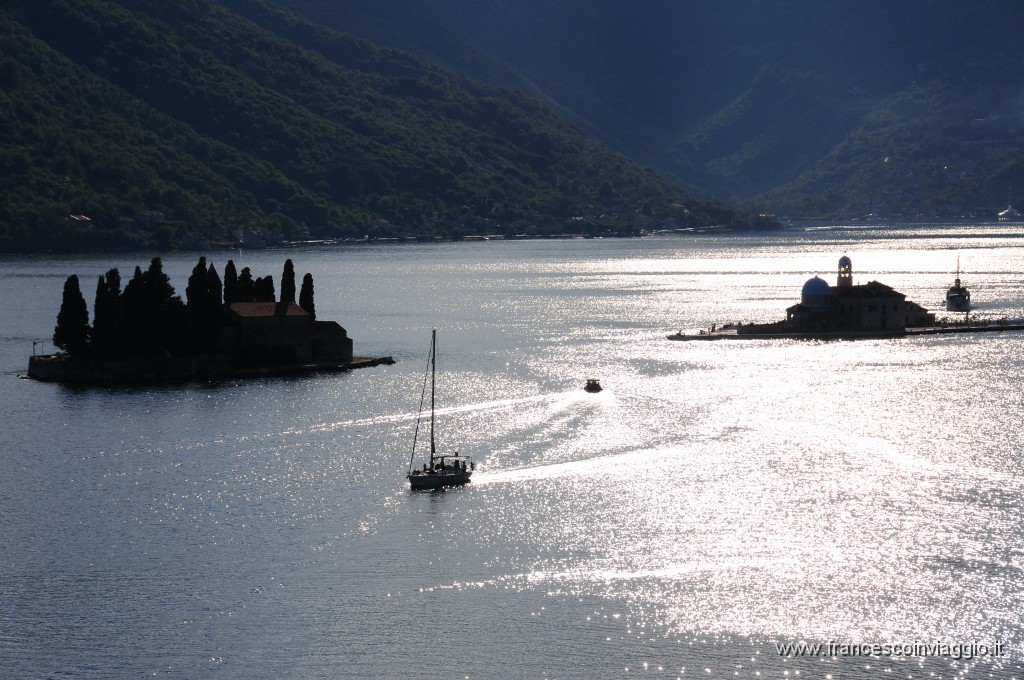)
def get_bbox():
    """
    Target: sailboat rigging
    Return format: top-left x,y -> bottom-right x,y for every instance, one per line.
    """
407,330 -> 473,490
